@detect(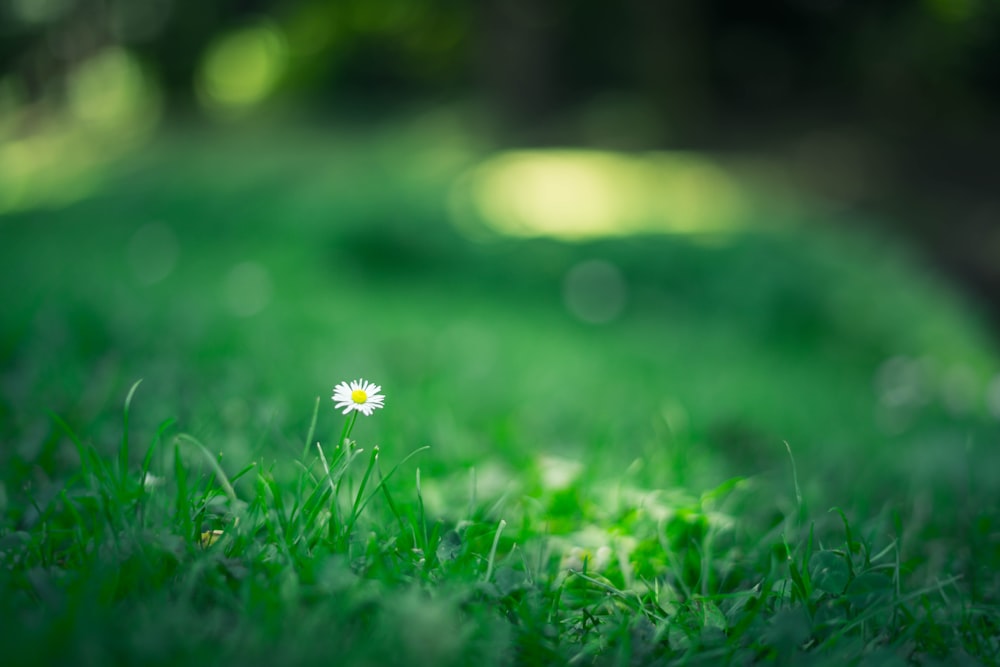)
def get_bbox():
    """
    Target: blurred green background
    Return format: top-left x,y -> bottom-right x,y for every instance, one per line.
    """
2,0 -> 1000,510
